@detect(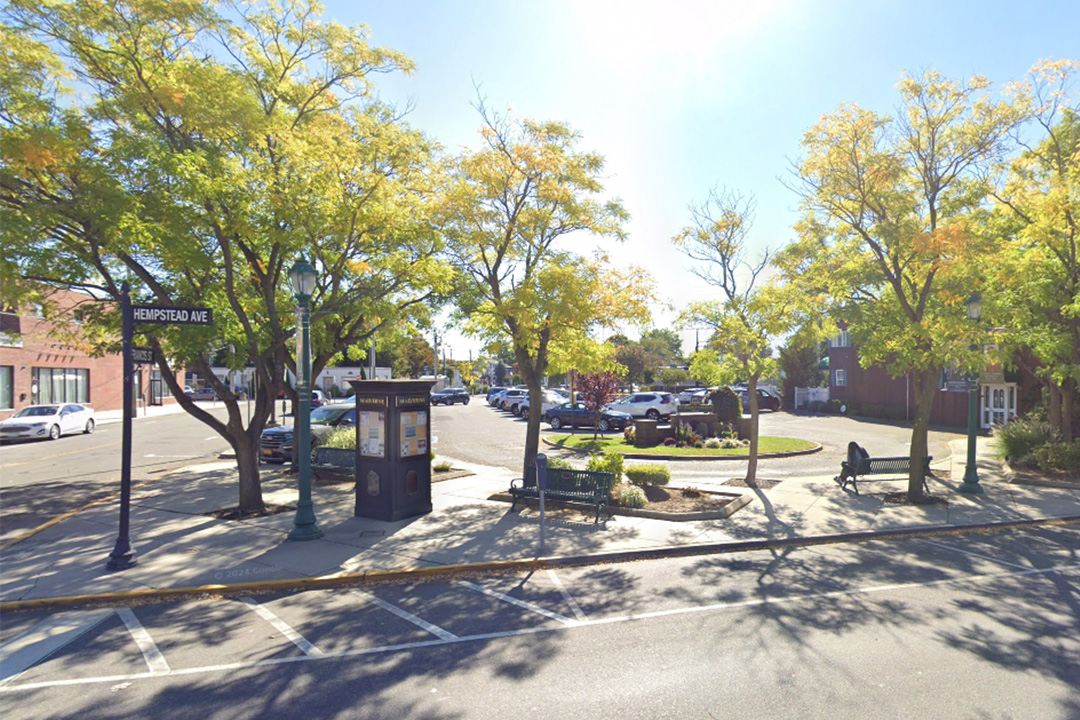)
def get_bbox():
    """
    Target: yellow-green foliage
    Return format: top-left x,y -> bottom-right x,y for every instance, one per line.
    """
625,464 -> 671,487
